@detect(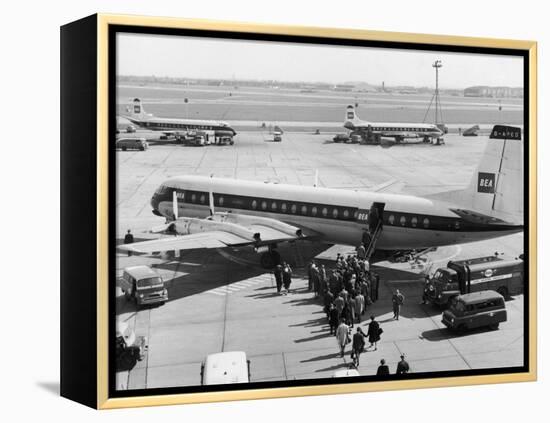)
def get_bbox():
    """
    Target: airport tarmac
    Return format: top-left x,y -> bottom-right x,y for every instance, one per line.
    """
115,131 -> 524,390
